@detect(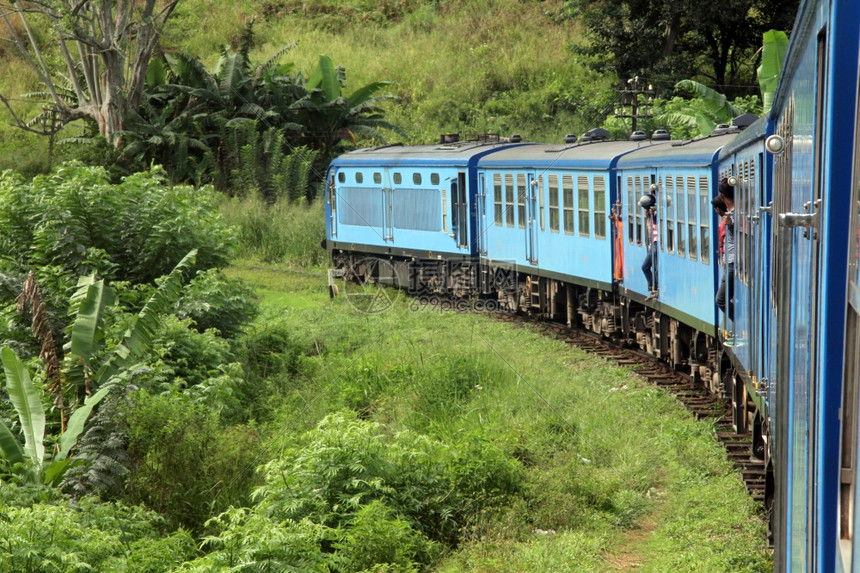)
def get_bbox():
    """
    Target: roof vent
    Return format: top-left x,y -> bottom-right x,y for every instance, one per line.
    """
731,113 -> 758,130
651,129 -> 670,140
440,133 -> 459,144
563,133 -> 578,144
581,128 -> 610,141
712,124 -> 730,135
508,134 -> 522,143
630,130 -> 647,141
